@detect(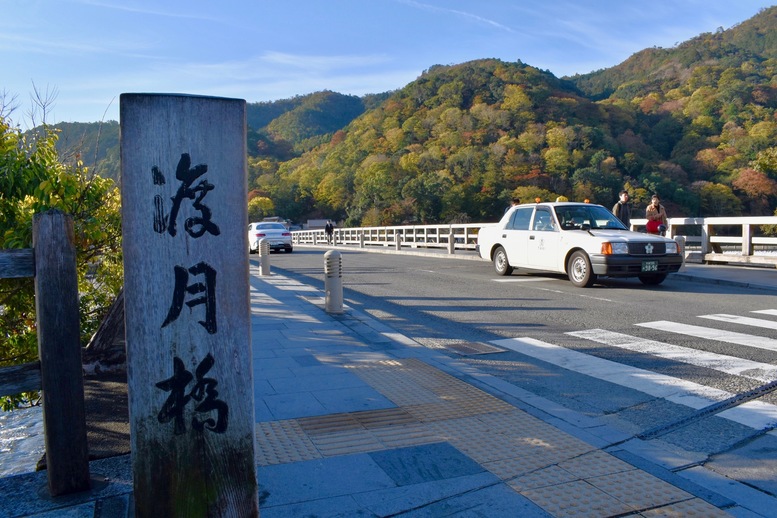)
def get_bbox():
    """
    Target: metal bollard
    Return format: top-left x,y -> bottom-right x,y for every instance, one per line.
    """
359,232 -> 365,249
448,232 -> 455,254
395,230 -> 401,251
258,238 -> 271,276
324,250 -> 343,314
674,235 -> 686,271
313,232 -> 317,245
